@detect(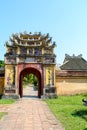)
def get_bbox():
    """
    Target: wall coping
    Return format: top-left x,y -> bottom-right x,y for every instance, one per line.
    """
56,70 -> 87,77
